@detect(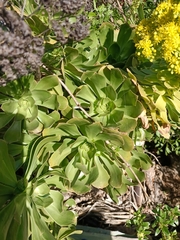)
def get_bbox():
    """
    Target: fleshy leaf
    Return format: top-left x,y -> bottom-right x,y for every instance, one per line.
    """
92,155 -> 110,188
33,75 -> 59,90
